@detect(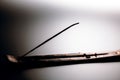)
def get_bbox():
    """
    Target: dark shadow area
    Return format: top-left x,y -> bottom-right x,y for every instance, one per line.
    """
0,2 -> 39,56
0,2 -> 38,80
